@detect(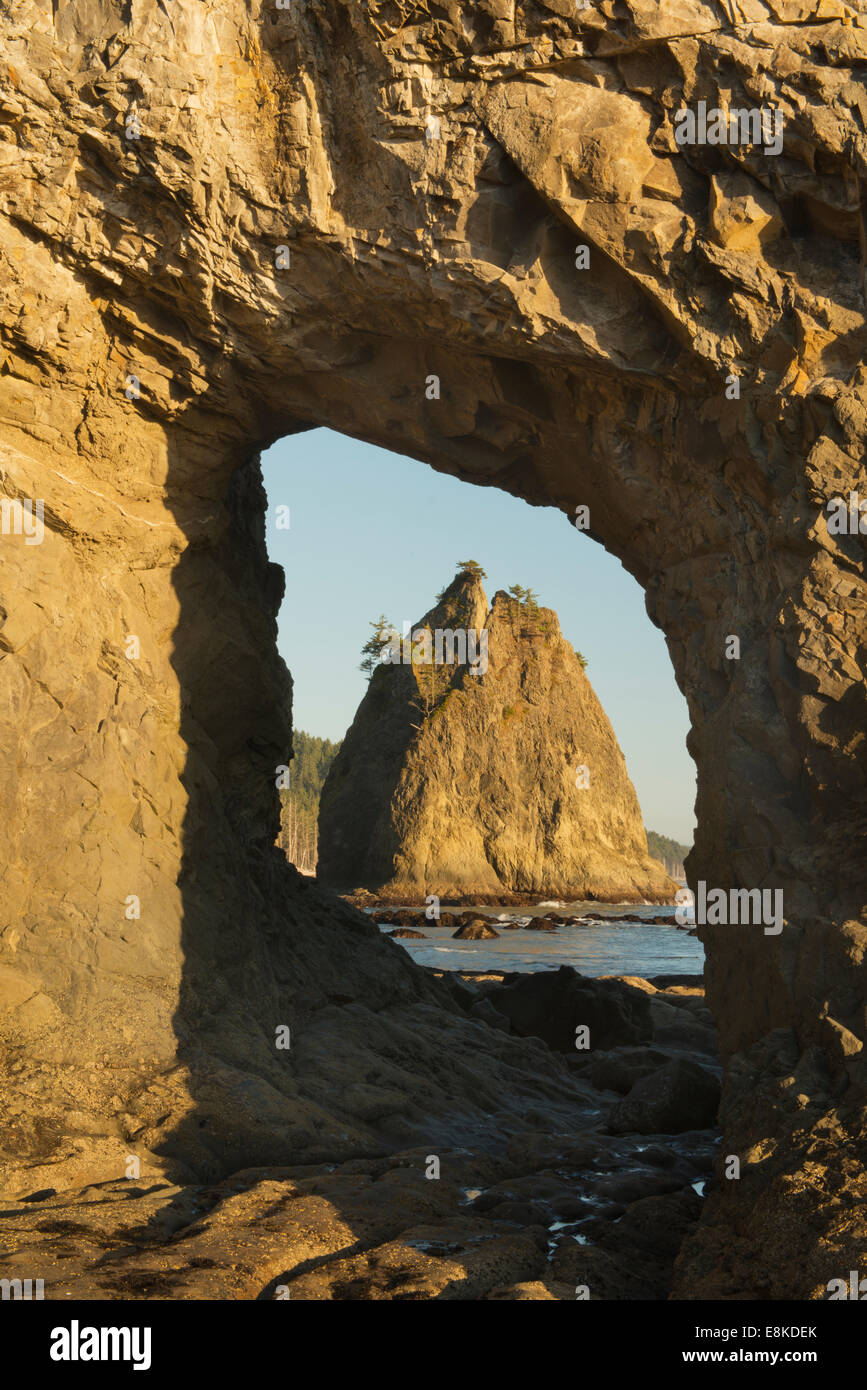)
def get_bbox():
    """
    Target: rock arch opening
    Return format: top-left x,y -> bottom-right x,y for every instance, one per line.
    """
259,424 -> 696,886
